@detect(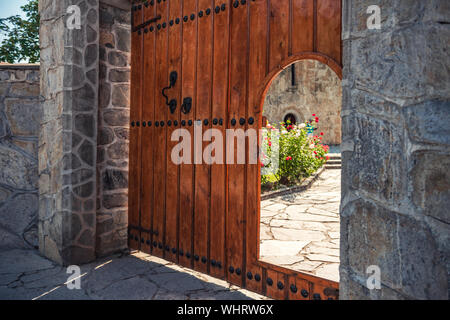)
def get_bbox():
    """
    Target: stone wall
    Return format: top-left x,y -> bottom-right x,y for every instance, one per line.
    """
263,60 -> 342,145
37,0 -> 131,265
39,0 -> 99,265
0,65 -> 40,250
340,0 -> 450,299
96,2 -> 131,257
